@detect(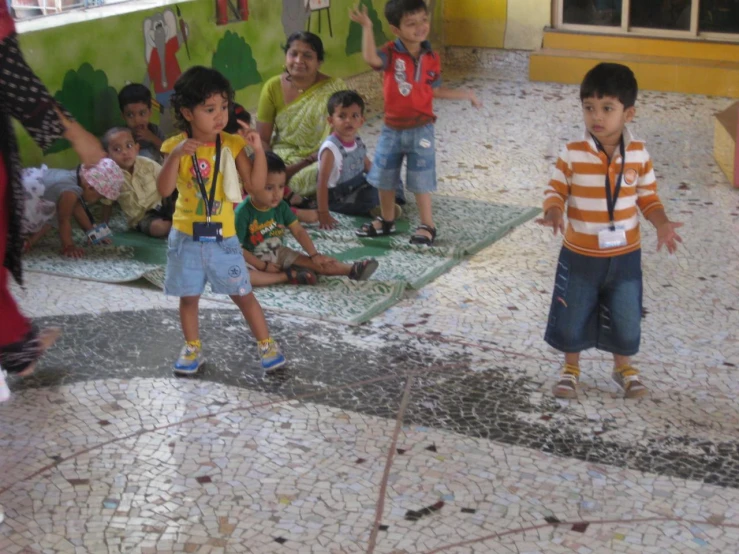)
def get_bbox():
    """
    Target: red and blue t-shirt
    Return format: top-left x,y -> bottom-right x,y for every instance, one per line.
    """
376,39 -> 441,130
